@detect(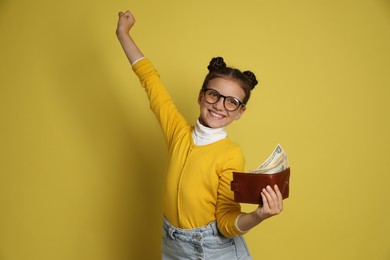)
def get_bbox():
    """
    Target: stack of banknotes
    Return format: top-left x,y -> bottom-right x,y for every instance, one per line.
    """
250,144 -> 289,174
